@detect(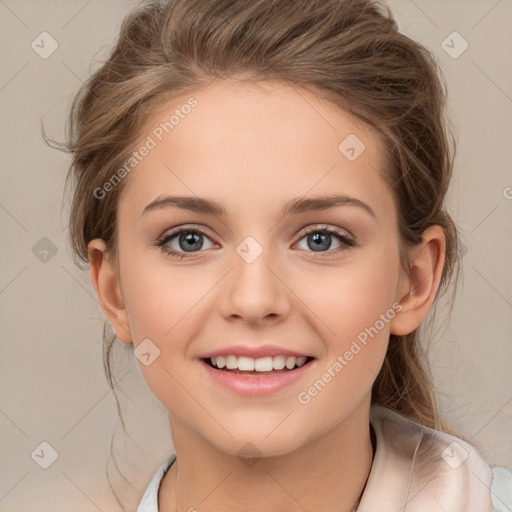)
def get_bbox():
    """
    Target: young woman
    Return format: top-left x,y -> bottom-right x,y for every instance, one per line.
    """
54,0 -> 512,510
